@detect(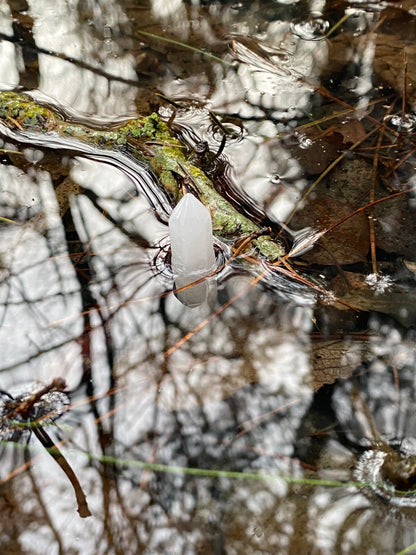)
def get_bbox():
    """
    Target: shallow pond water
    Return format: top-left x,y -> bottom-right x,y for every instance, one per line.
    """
1,1 -> 416,553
